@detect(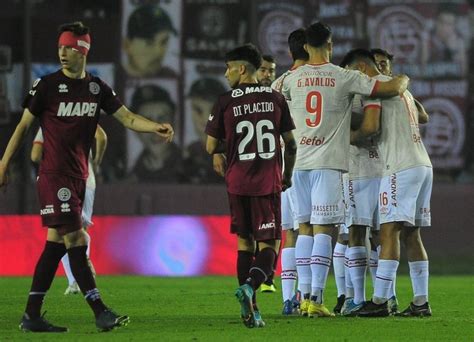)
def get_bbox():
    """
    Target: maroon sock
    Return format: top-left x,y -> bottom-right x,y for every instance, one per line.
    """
237,251 -> 254,286
25,241 -> 66,318
247,248 -> 276,291
67,246 -> 107,318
